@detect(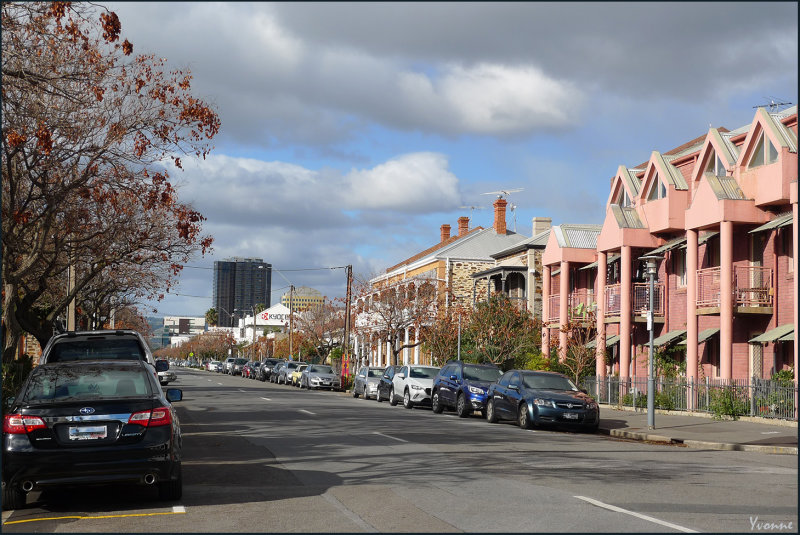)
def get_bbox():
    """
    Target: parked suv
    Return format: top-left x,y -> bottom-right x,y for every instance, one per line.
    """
223,357 -> 236,374
39,330 -> 168,373
389,365 -> 440,409
431,361 -> 502,417
352,366 -> 385,400
229,358 -> 248,376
